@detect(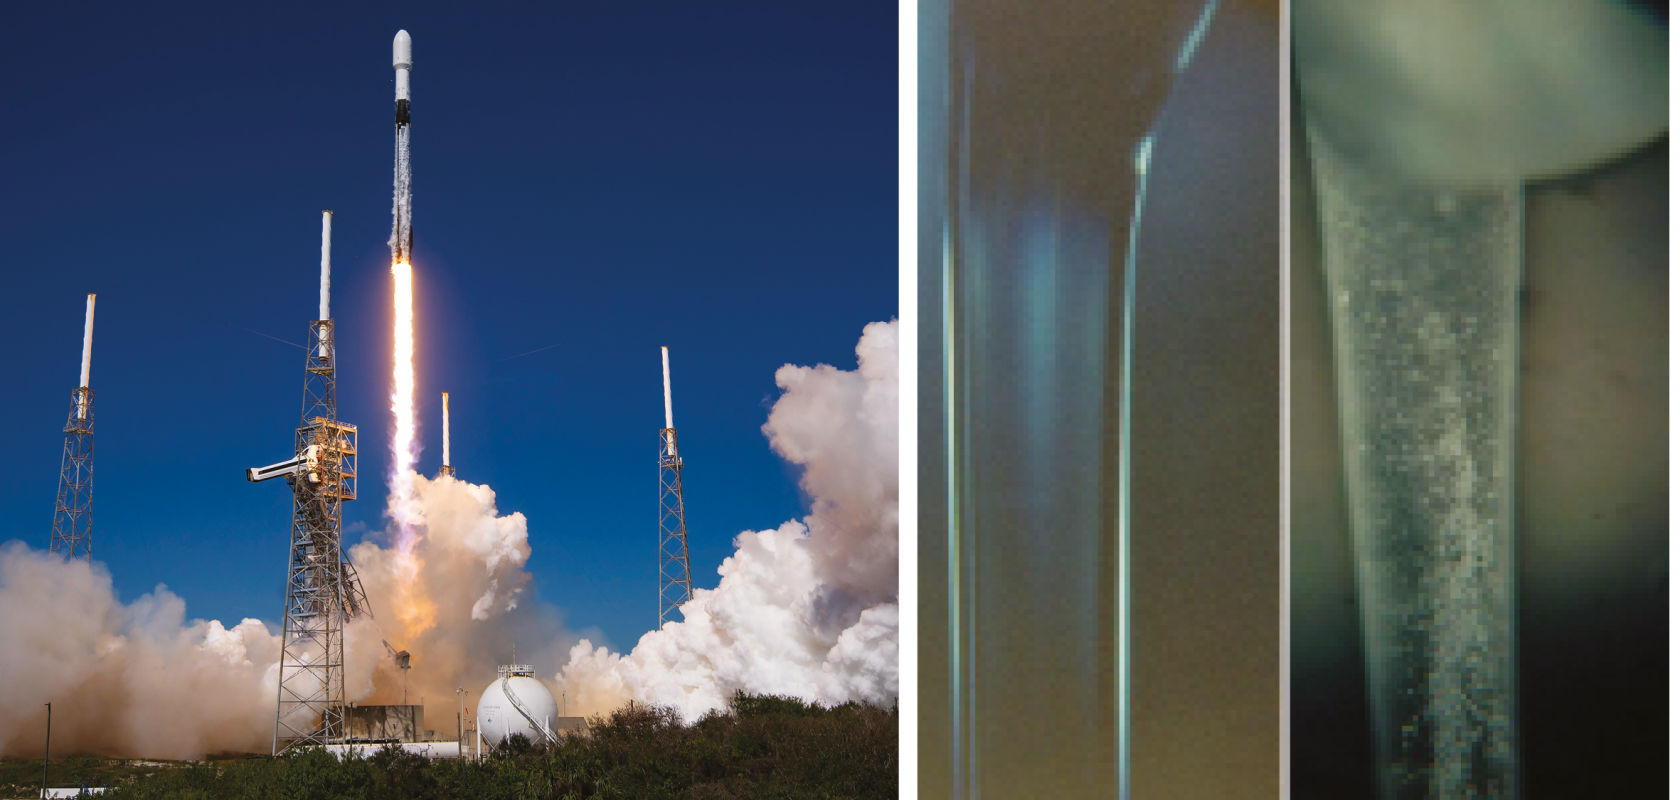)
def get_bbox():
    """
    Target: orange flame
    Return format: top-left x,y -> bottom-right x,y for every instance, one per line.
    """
390,262 -> 419,537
